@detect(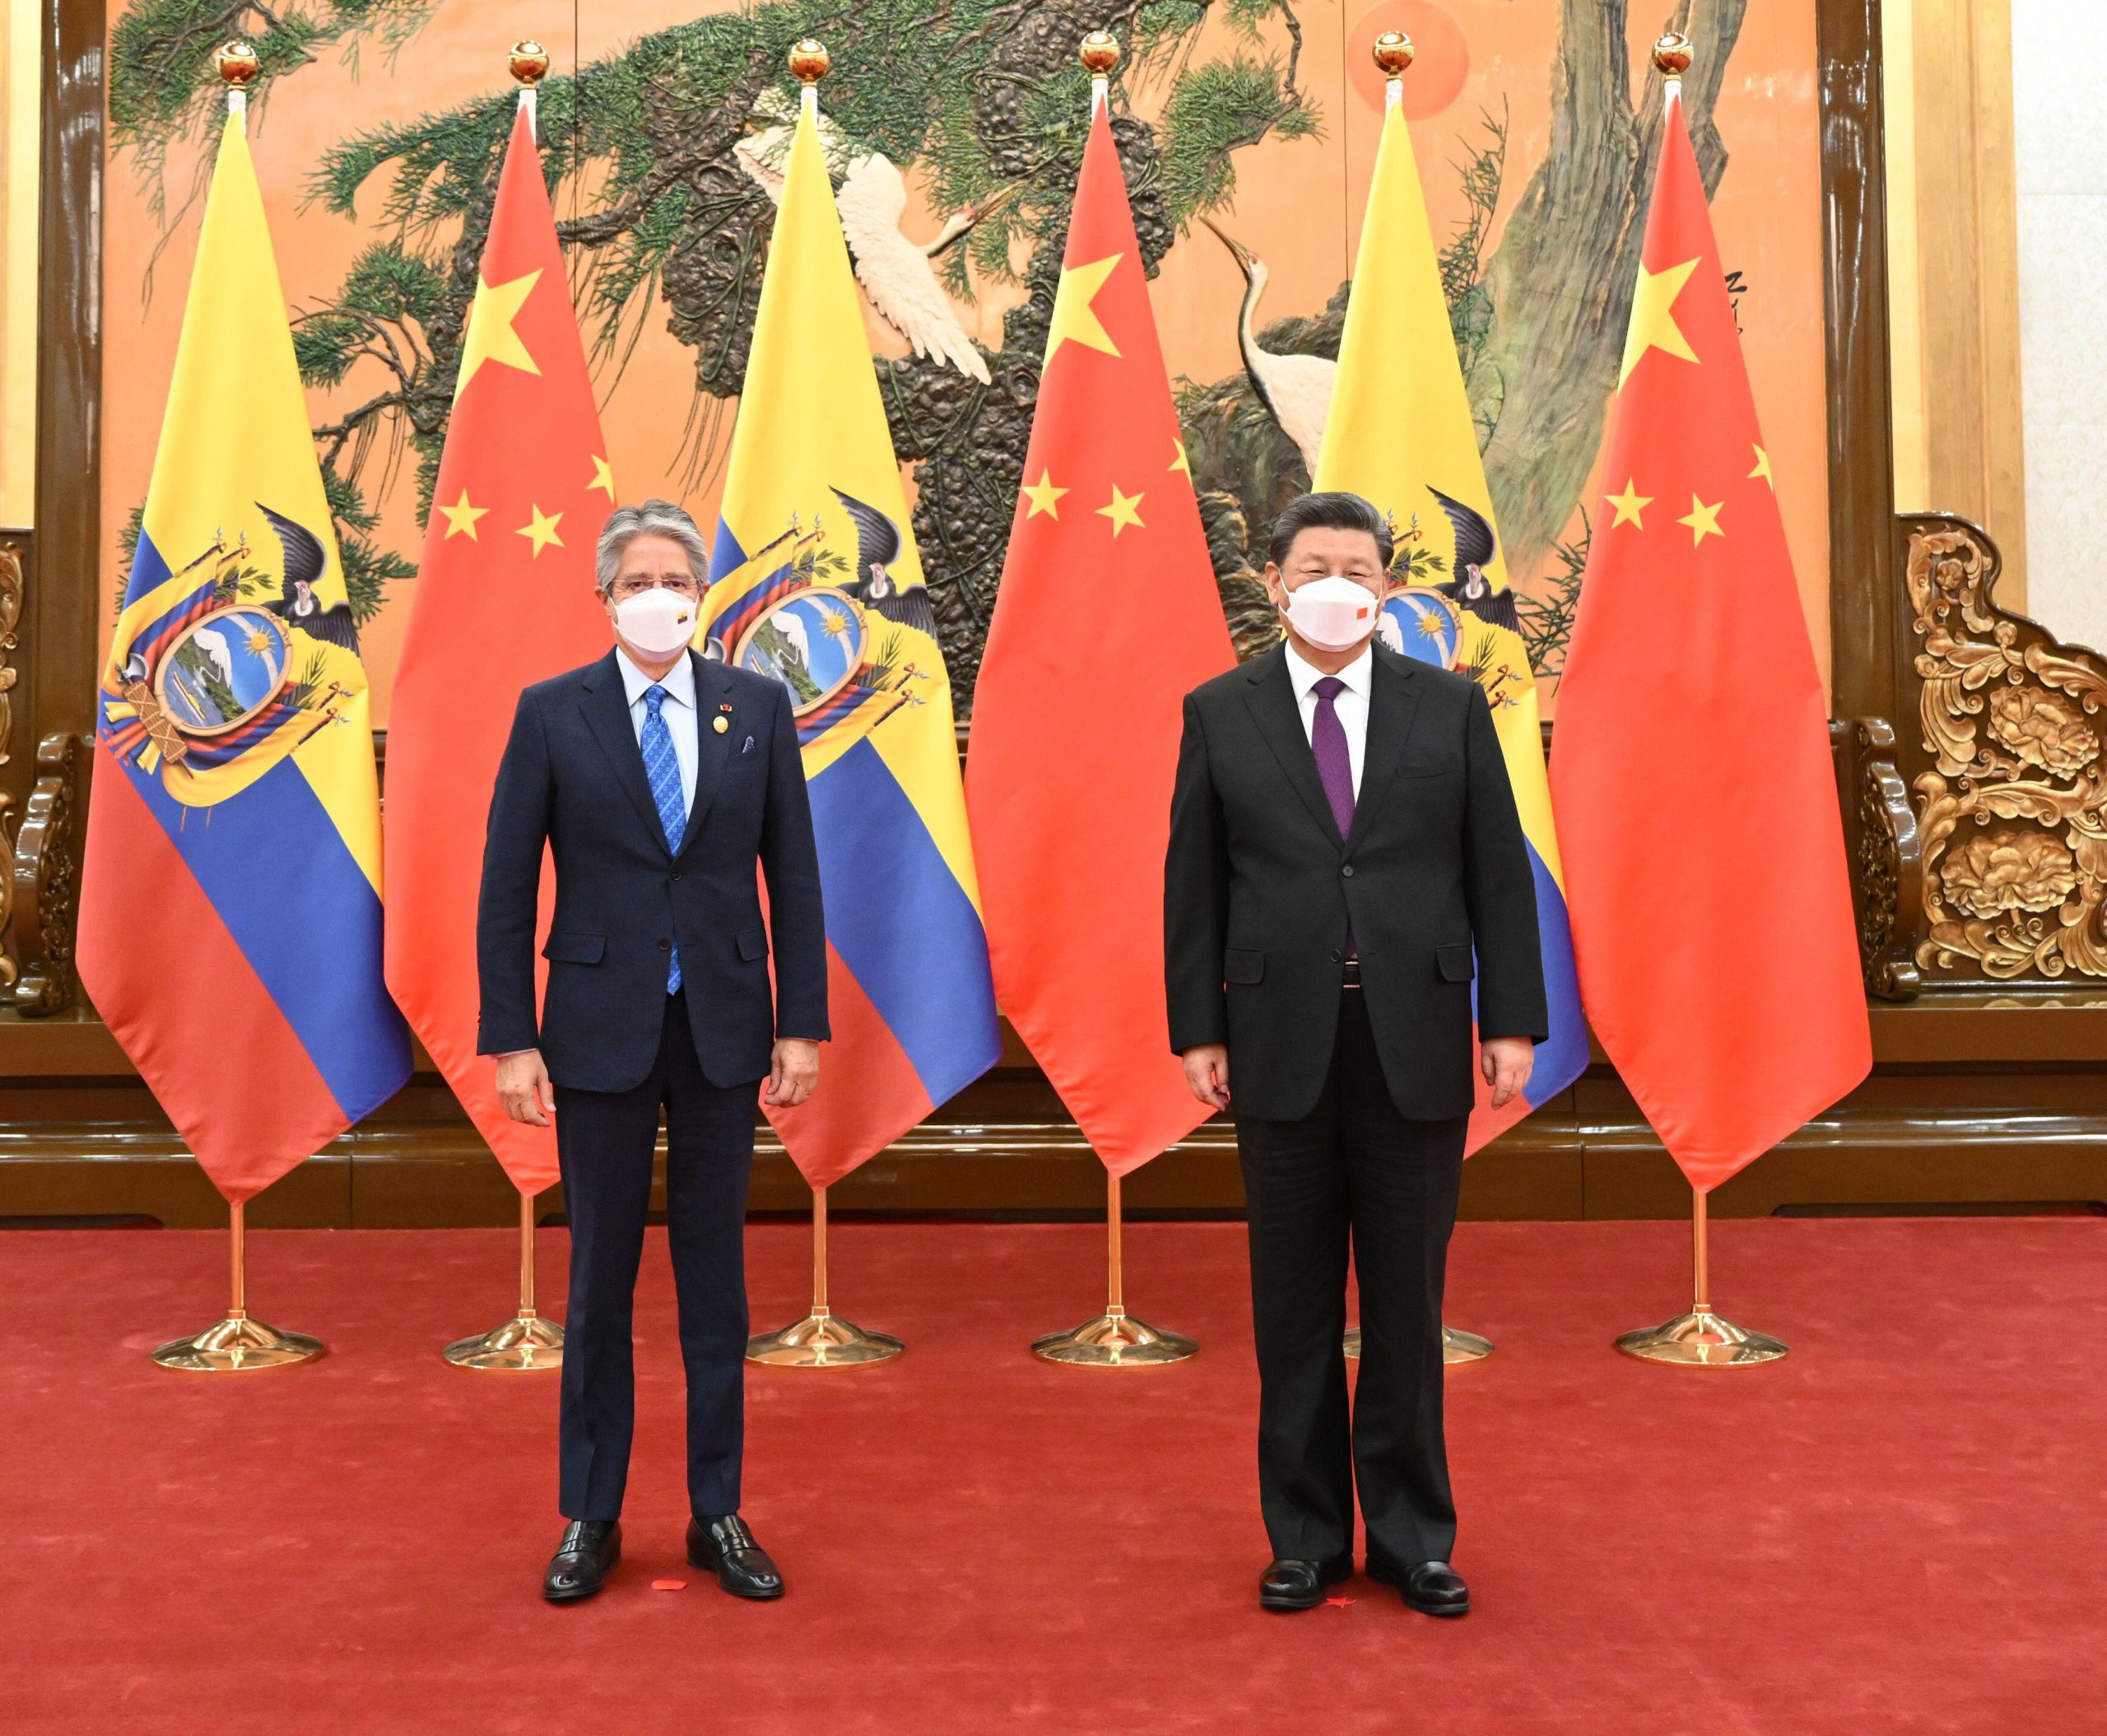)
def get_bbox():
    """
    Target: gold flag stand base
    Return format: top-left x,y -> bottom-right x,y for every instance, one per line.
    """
747,1184 -> 904,1368
152,1200 -> 323,1373
444,1190 -> 563,1370
1032,1174 -> 1198,1367
1343,1324 -> 1495,1365
1616,1188 -> 1788,1366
